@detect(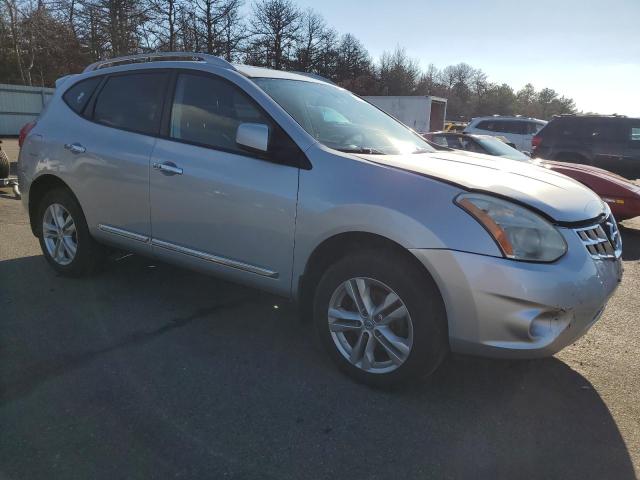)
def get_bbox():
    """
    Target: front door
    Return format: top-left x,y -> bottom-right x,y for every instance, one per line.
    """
149,72 -> 300,295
